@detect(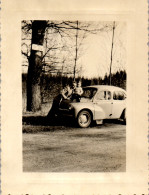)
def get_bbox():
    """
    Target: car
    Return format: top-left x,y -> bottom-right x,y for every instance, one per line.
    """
49,85 -> 126,128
